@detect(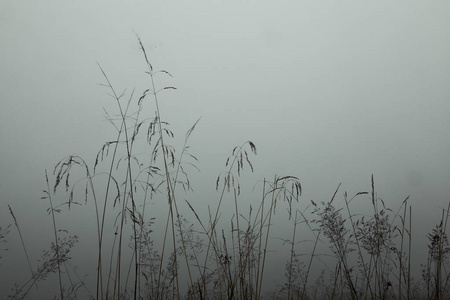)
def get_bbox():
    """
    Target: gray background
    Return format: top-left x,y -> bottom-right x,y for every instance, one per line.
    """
1,0 -> 450,297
